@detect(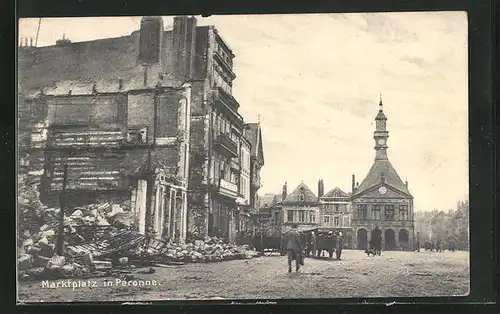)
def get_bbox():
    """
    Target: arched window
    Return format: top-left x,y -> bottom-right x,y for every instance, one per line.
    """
298,194 -> 305,202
